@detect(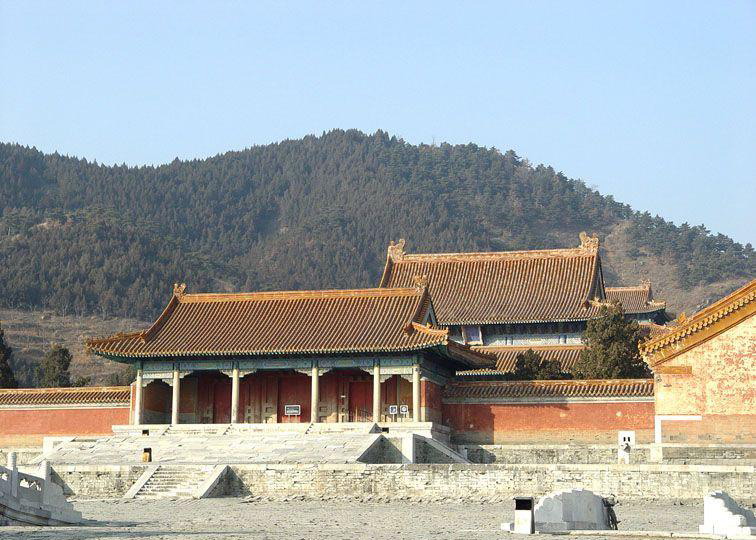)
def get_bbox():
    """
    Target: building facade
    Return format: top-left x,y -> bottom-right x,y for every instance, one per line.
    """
86,285 -> 490,426
641,279 -> 755,444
